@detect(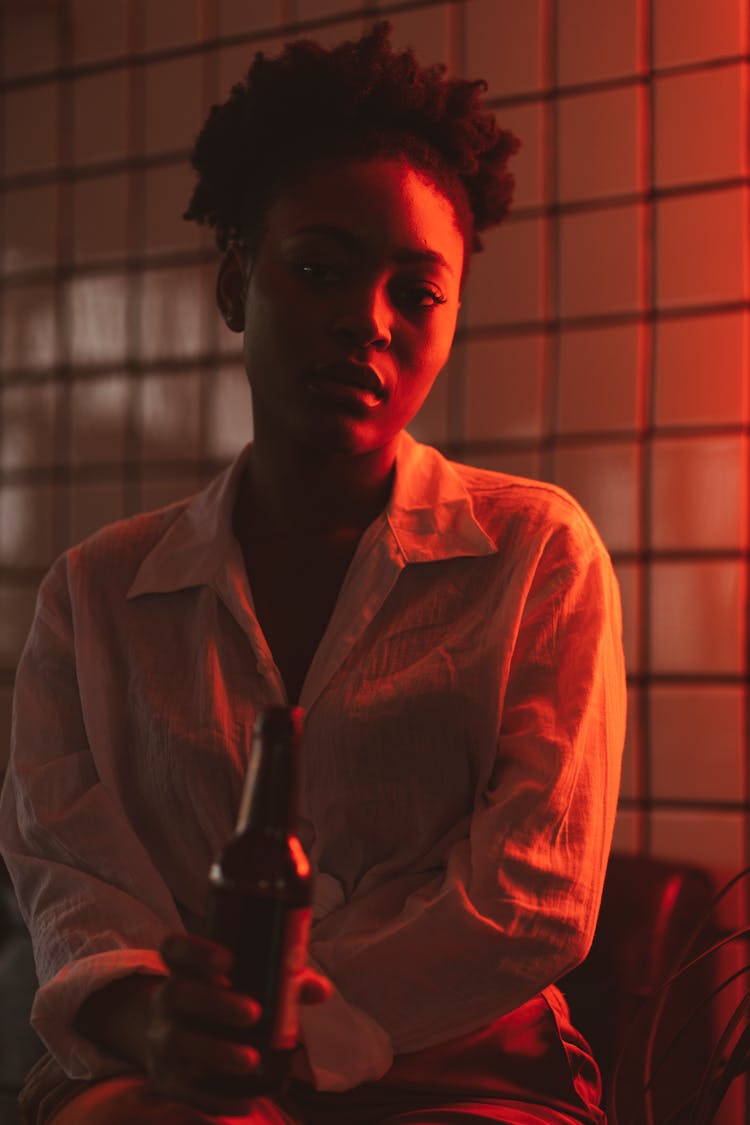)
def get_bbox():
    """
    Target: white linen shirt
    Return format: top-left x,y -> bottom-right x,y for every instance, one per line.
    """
0,432 -> 625,1093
